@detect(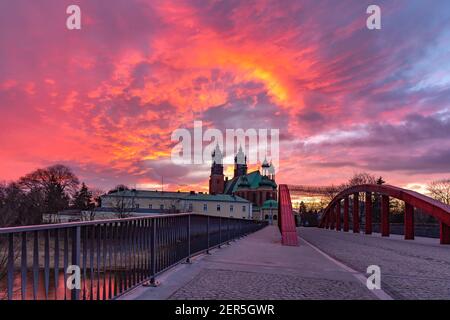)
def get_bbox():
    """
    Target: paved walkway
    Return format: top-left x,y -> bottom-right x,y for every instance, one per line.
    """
299,227 -> 450,299
120,226 -> 380,300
